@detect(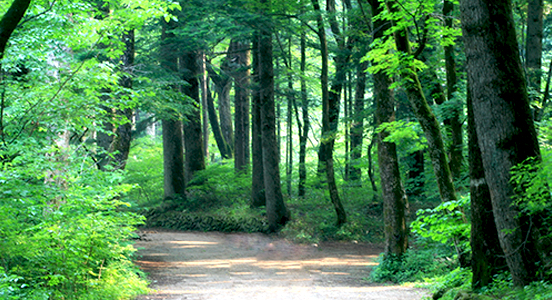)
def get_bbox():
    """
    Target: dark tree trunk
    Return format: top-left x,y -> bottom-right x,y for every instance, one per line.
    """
162,119 -> 186,199
251,33 -> 265,208
467,87 -> 507,290
348,60 -> 367,182
312,0 -> 347,227
444,0 -> 464,181
257,8 -> 288,231
200,53 -> 209,159
369,0 -> 408,255
0,0 -> 31,60
406,150 -> 425,201
108,30 -> 135,170
230,40 -> 251,172
161,19 -> 186,200
526,0 -> 543,100
385,0 -> 457,203
206,83 -> 231,159
212,52 -> 234,156
181,51 -> 205,183
460,0 -> 546,286
298,30 -> 309,198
